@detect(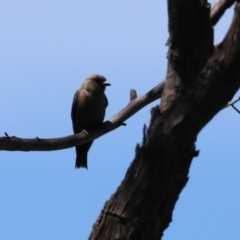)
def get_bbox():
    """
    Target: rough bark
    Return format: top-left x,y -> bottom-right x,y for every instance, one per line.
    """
89,1 -> 240,240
